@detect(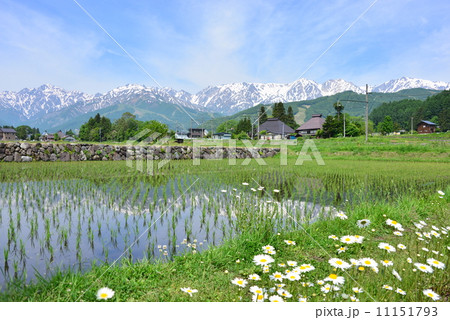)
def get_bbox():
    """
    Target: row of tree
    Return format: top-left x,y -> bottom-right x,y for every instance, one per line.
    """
78,112 -> 169,142
370,90 -> 450,132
